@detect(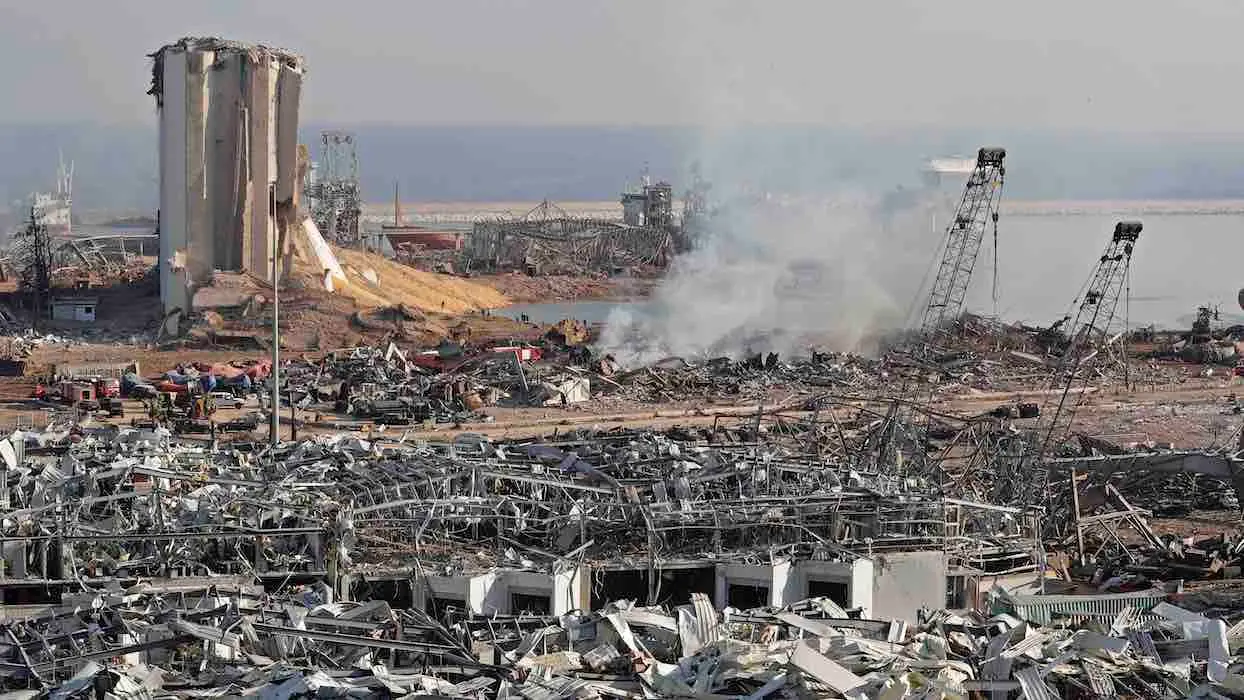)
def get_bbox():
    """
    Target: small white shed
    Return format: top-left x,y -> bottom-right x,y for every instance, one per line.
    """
51,296 -> 98,323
